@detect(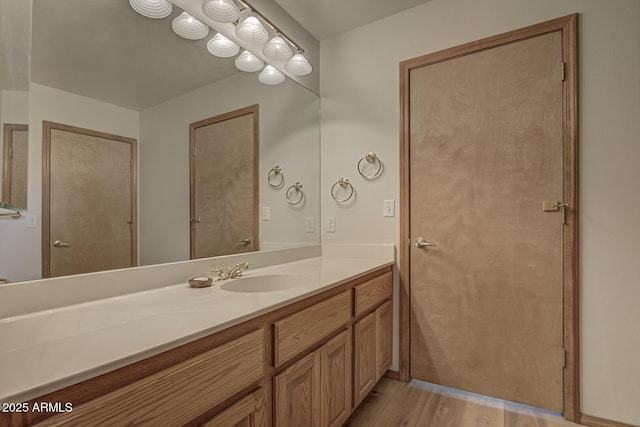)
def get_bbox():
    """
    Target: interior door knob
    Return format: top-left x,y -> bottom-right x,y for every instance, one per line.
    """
53,240 -> 71,248
415,237 -> 436,248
